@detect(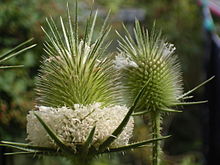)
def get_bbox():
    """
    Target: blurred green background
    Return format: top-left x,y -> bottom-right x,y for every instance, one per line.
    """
0,0 -> 212,164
